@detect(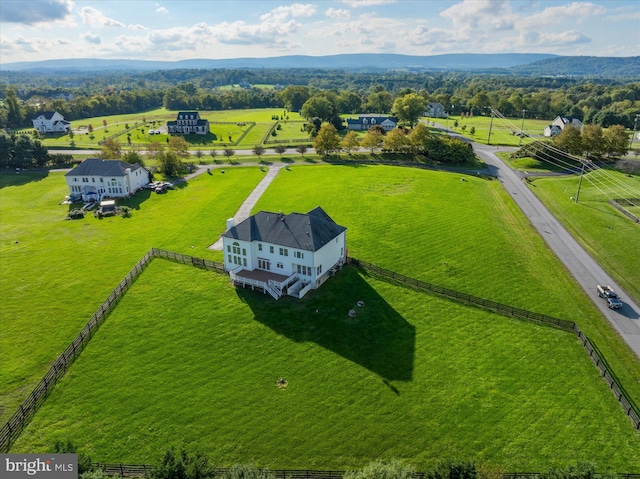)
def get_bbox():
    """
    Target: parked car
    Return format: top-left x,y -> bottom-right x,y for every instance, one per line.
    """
597,284 -> 623,309
155,183 -> 168,194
